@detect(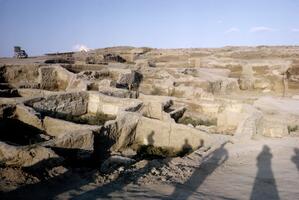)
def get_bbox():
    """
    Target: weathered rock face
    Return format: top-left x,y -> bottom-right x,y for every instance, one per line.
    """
43,116 -> 101,138
88,92 -> 142,115
257,117 -> 289,138
38,66 -> 58,90
0,141 -> 62,167
38,65 -> 87,91
77,70 -> 112,81
232,105 -> 263,141
238,65 -> 254,90
253,78 -> 271,90
250,96 -> 299,138
31,92 -> 88,117
44,130 -> 95,151
0,65 -> 40,88
93,112 -> 141,160
139,94 -> 175,121
15,104 -> 43,130
208,78 -> 239,94
98,86 -> 138,98
217,103 -> 247,130
116,71 -> 143,90
134,116 -> 211,151
103,53 -> 126,63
